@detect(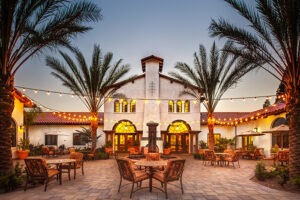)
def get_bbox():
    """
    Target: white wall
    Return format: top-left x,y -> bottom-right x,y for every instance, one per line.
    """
200,113 -> 286,157
29,124 -> 105,149
11,98 -> 25,159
